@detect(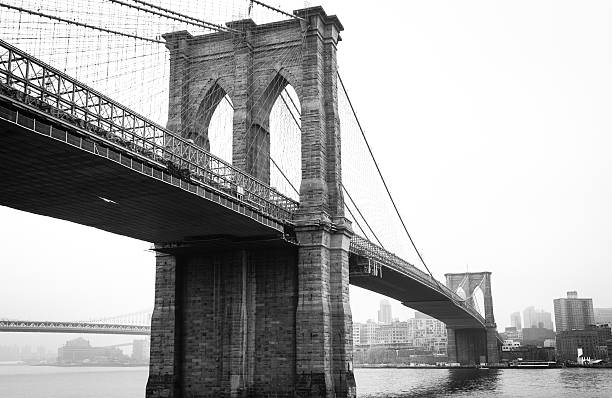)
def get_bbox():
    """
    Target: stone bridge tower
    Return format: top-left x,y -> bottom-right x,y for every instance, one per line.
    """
445,272 -> 500,365
146,7 -> 356,398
